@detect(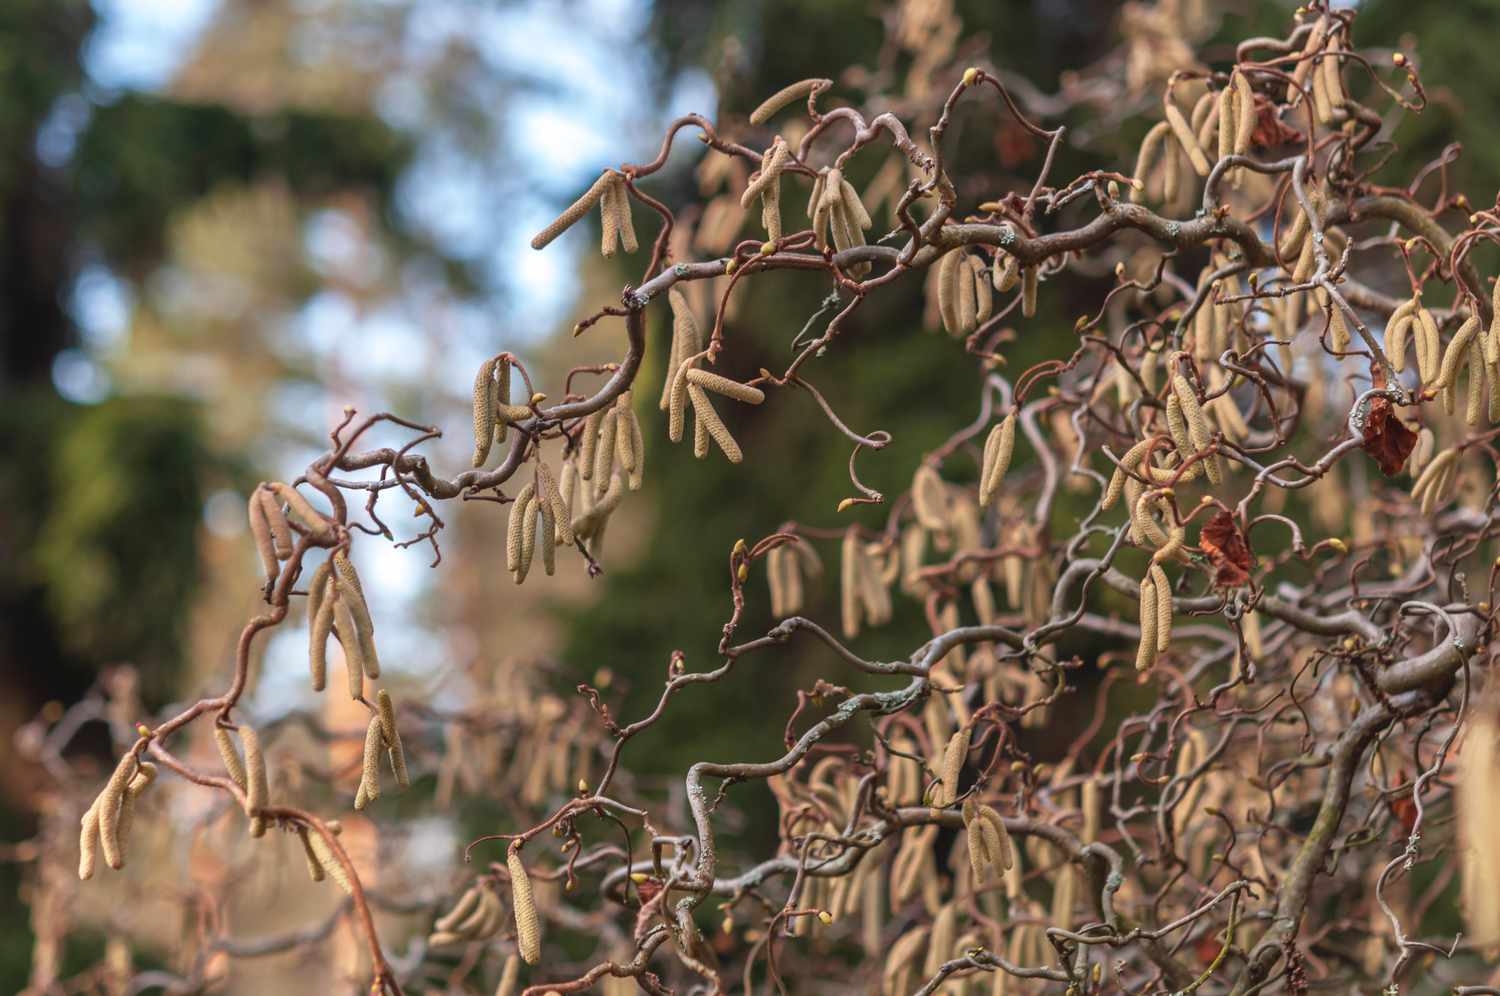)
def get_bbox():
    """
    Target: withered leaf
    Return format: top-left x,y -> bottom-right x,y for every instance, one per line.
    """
1199,510 -> 1253,588
1360,396 -> 1417,477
